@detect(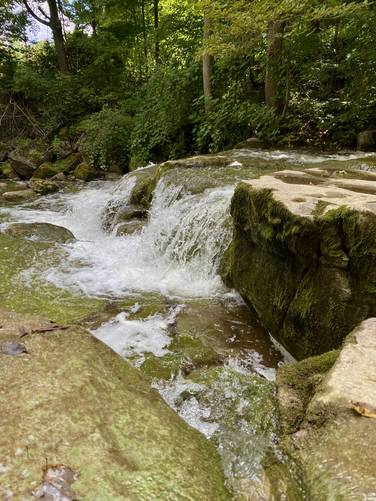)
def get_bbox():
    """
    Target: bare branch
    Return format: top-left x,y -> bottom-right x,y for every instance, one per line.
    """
37,5 -> 51,22
23,0 -> 51,27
